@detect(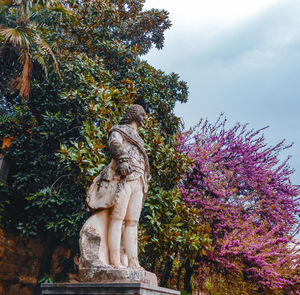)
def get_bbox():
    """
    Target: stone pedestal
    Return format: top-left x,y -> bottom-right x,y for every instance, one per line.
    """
41,283 -> 180,295
79,267 -> 158,285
